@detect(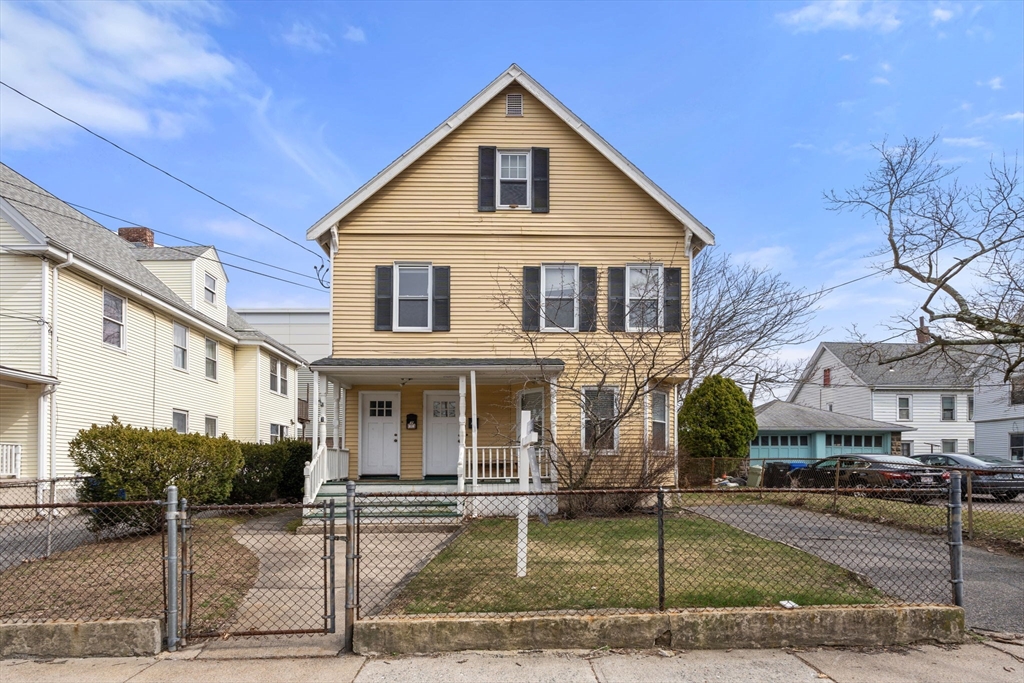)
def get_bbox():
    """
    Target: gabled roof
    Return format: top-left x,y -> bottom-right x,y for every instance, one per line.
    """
132,245 -> 211,261
756,400 -> 914,433
306,64 -> 715,249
